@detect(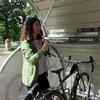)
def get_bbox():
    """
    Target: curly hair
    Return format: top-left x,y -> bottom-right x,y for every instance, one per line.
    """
20,16 -> 42,41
